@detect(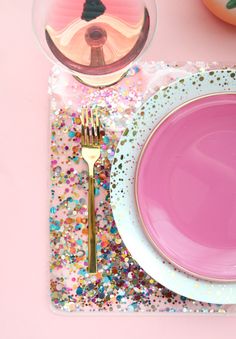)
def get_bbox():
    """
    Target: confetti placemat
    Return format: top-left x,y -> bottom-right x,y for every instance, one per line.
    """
49,61 -> 236,314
